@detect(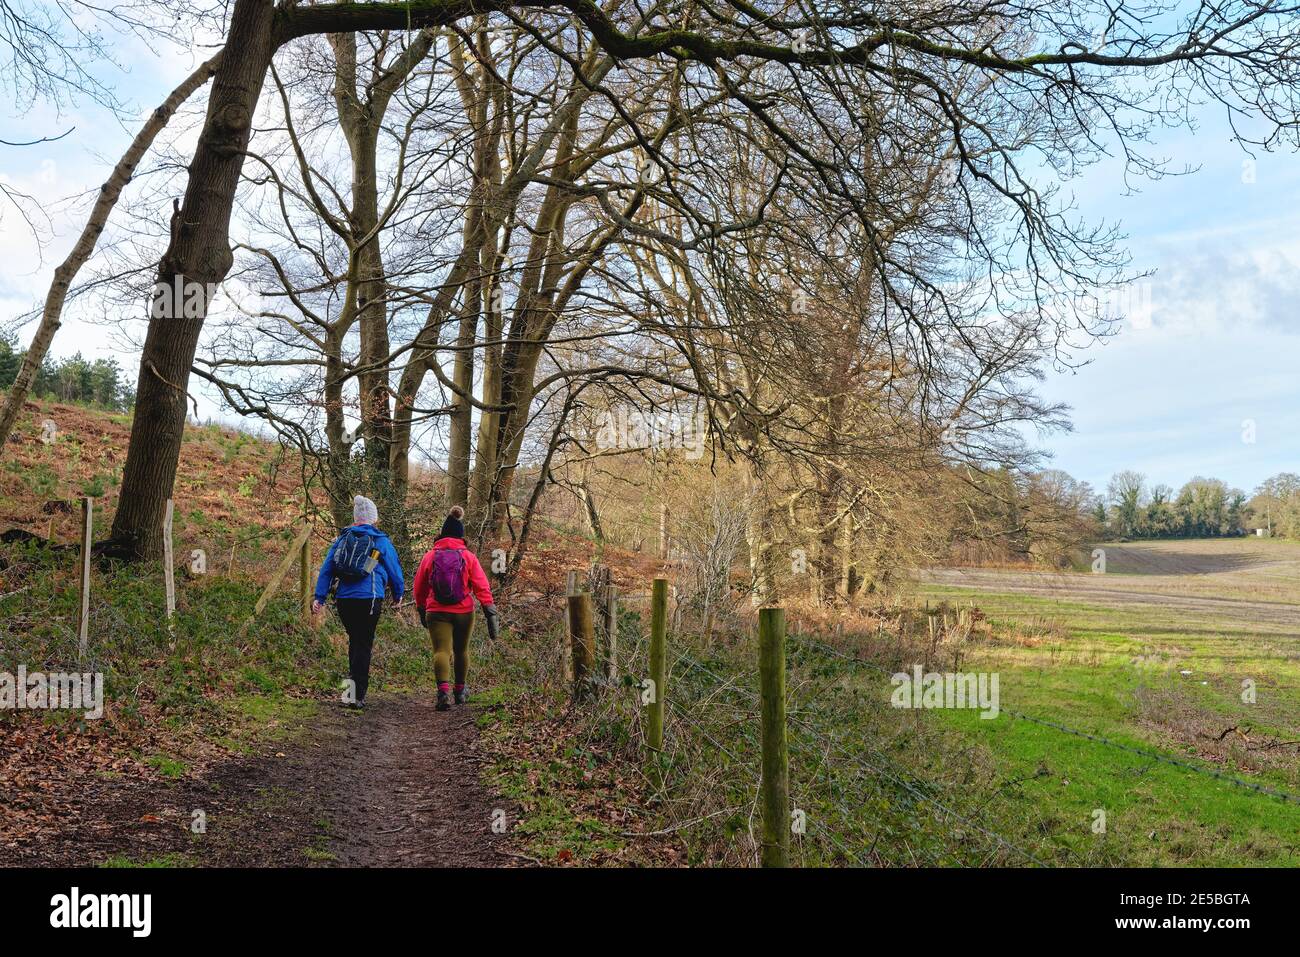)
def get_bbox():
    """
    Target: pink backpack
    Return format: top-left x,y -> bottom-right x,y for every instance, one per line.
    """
431,548 -> 467,605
